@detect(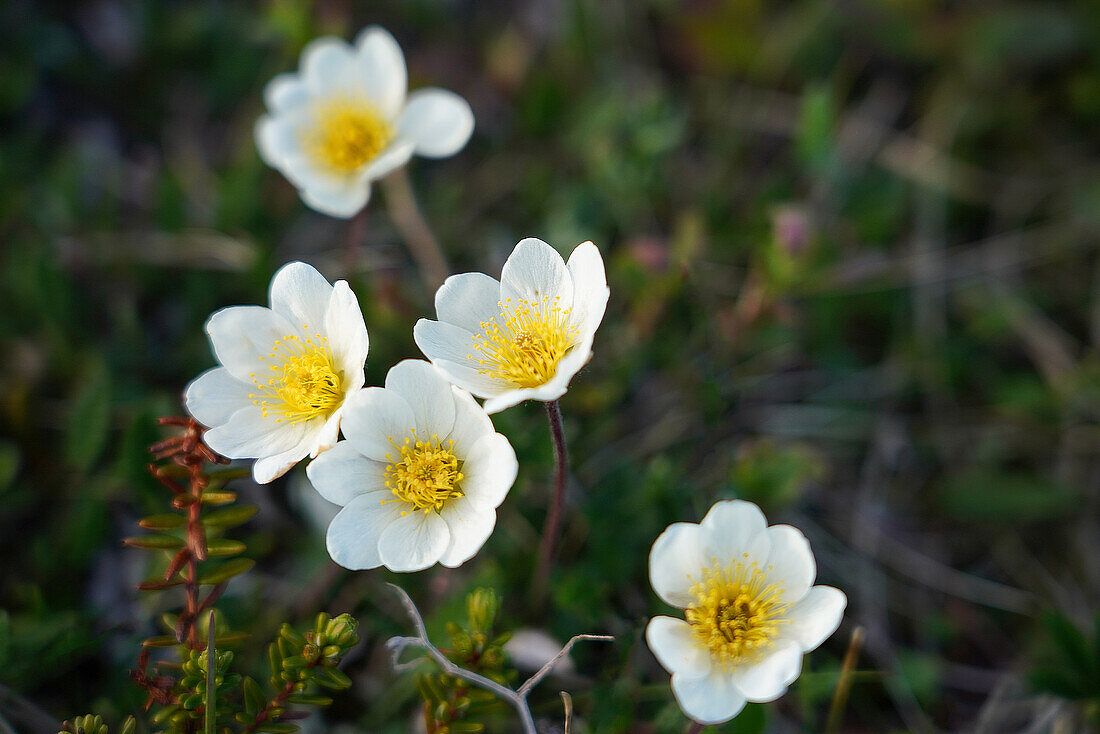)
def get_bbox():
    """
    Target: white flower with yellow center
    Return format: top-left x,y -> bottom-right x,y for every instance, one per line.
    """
255,26 -> 474,218
413,238 -> 609,414
306,359 -> 517,572
185,262 -> 369,484
646,500 -> 846,725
